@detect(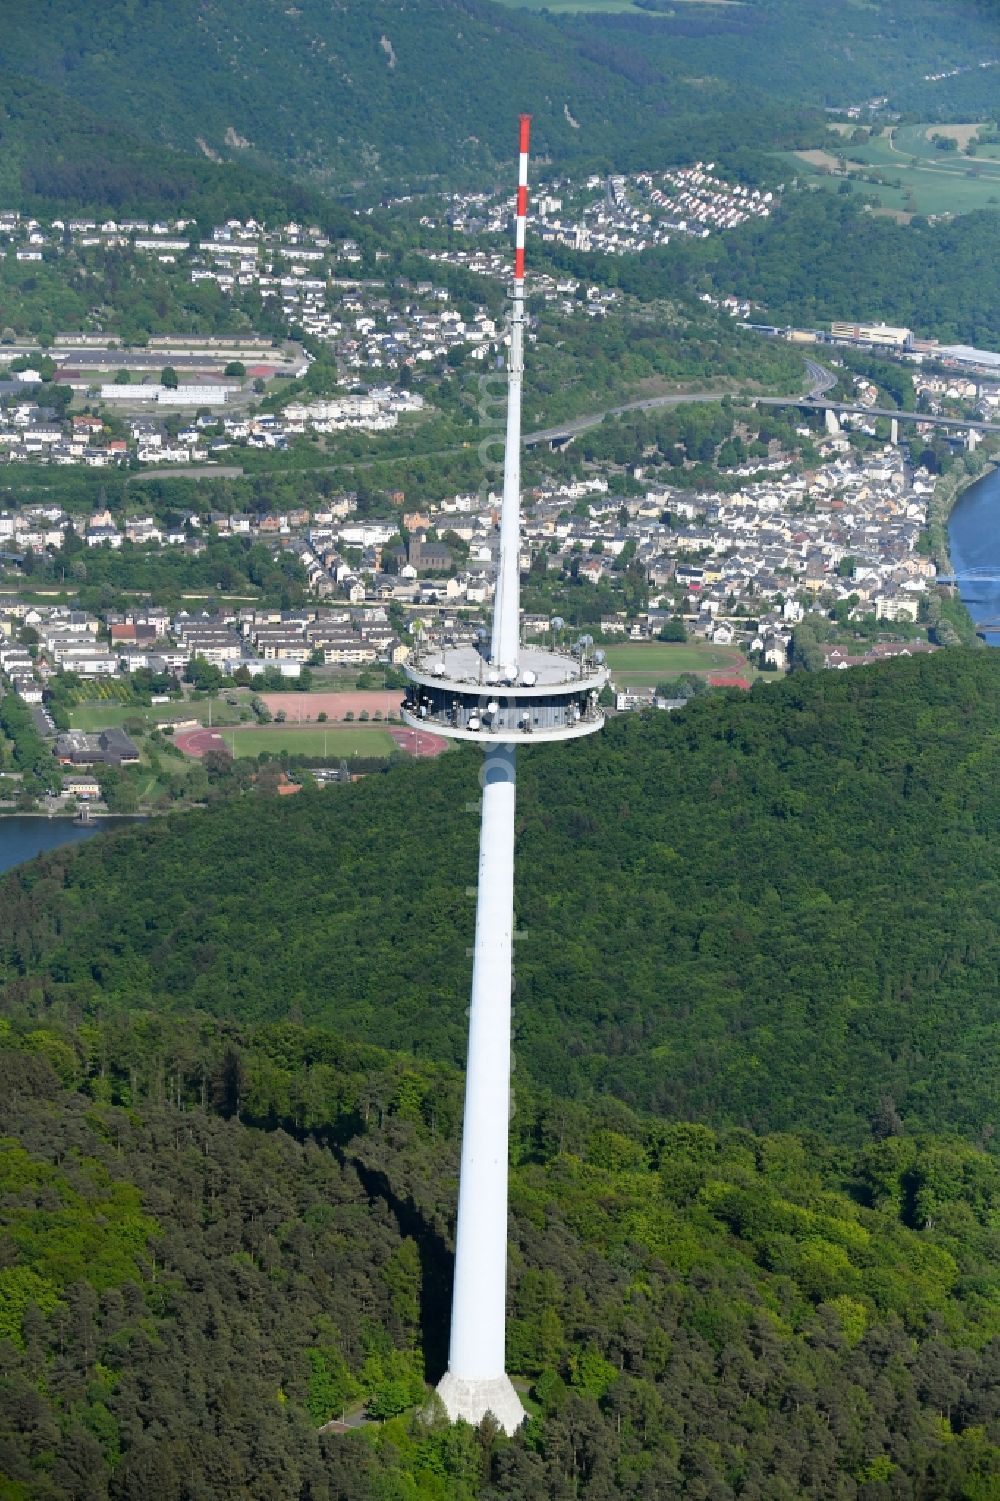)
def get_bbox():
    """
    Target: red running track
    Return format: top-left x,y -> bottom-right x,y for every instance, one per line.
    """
387,726 -> 448,758
174,727 -> 230,758
174,724 -> 448,760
